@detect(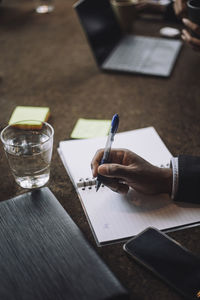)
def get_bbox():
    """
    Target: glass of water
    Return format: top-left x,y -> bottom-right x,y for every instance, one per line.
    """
1,121 -> 54,189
